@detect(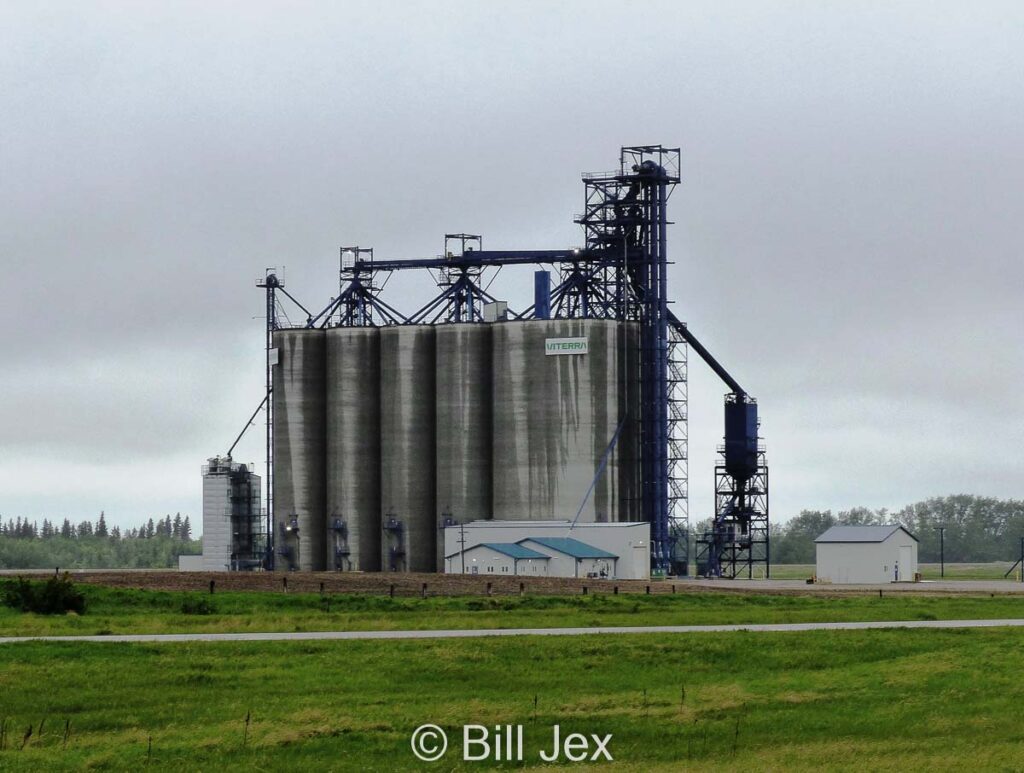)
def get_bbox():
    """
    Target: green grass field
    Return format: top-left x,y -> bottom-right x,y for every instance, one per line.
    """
4,582 -> 1024,637
770,562 -> 1018,581
2,628 -> 1024,770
